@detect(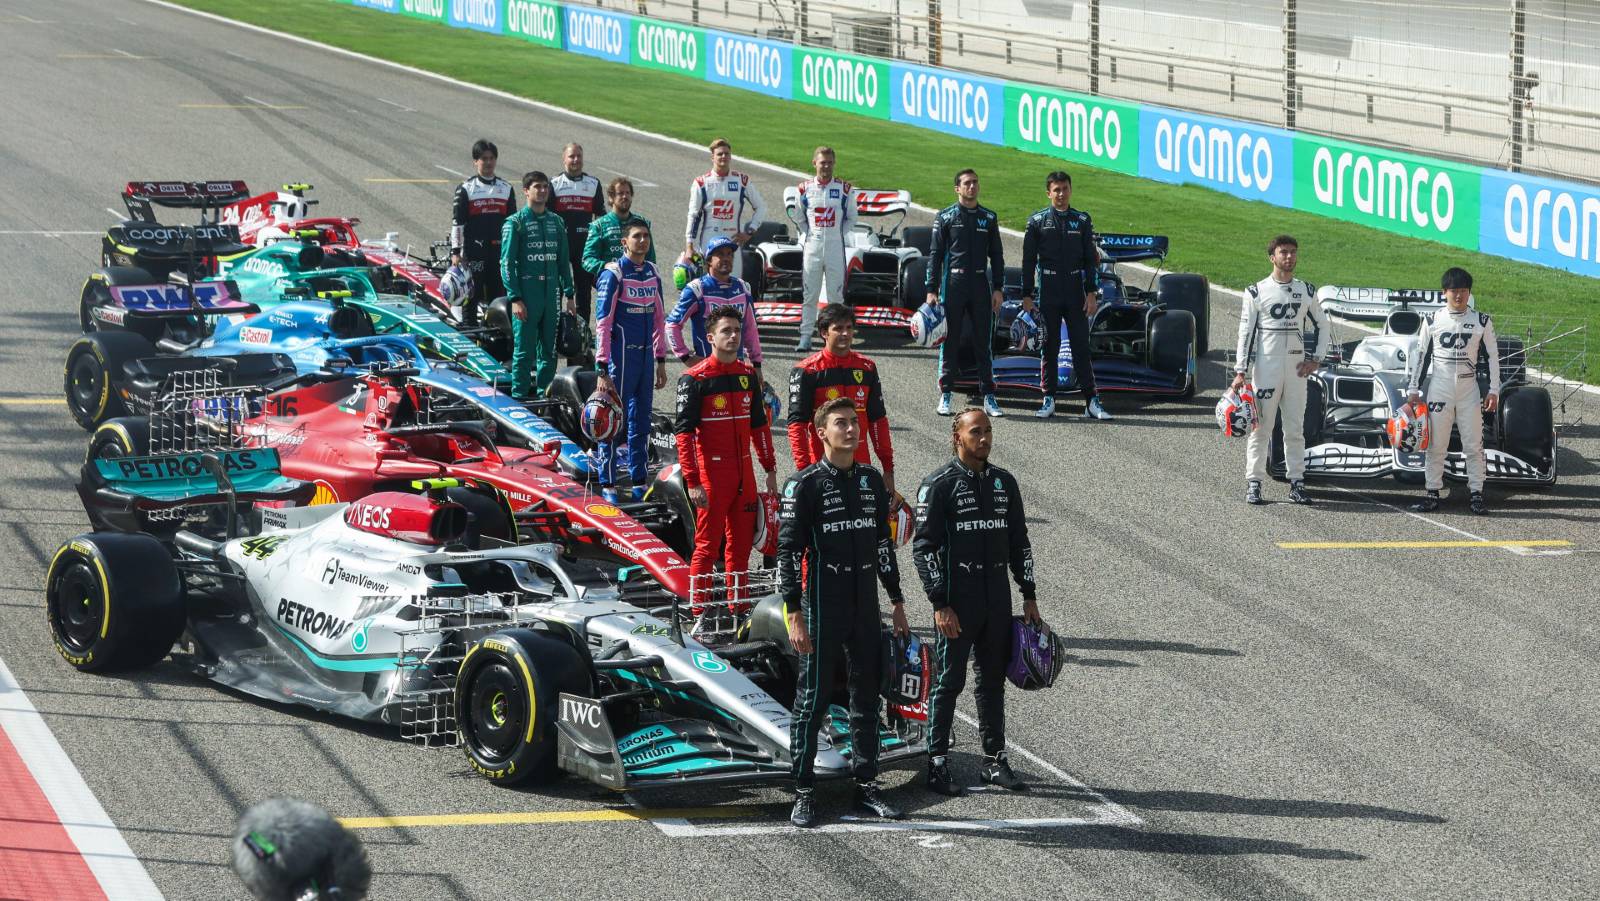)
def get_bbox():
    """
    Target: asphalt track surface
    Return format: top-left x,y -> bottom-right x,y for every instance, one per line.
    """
2,1 -> 1598,897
